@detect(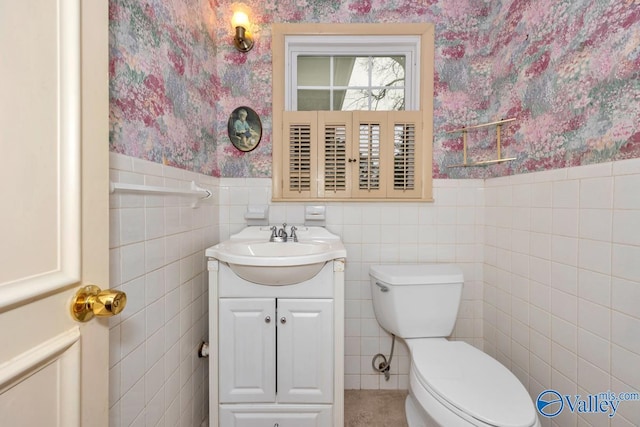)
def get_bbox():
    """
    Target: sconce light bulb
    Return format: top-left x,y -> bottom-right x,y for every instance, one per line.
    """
231,11 -> 250,30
